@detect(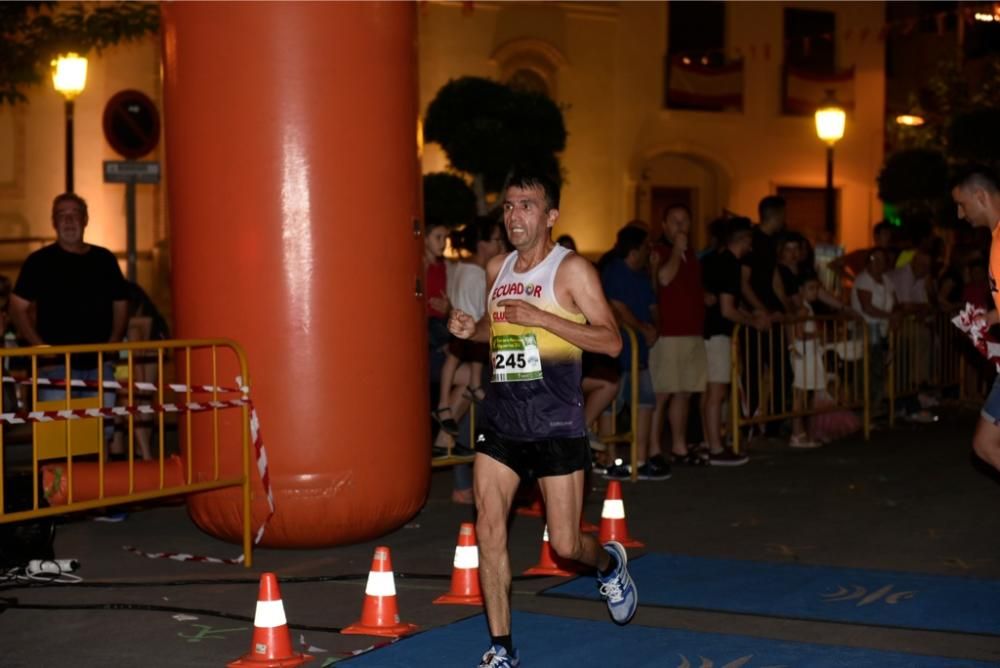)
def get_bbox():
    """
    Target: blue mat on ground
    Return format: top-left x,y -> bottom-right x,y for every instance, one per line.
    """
542,553 -> 1000,636
342,610 -> 999,667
